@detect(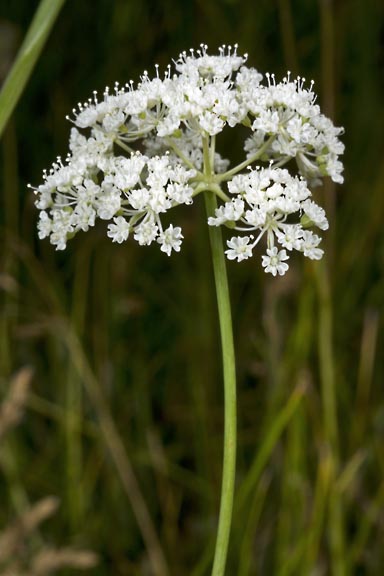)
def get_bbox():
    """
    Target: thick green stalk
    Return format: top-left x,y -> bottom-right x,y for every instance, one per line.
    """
0,0 -> 66,138
204,189 -> 237,576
